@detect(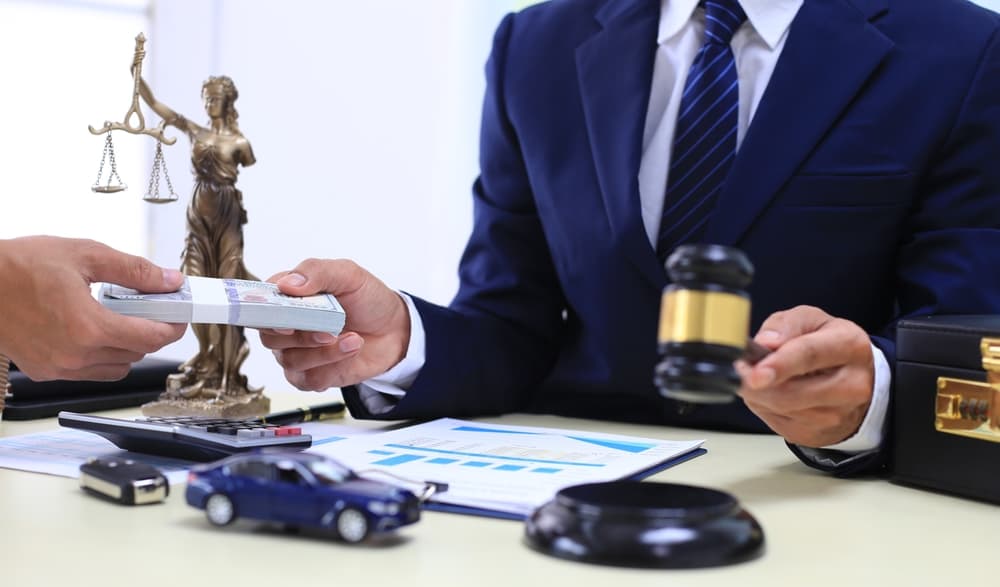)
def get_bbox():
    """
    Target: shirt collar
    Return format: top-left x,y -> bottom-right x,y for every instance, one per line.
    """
657,0 -> 804,49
